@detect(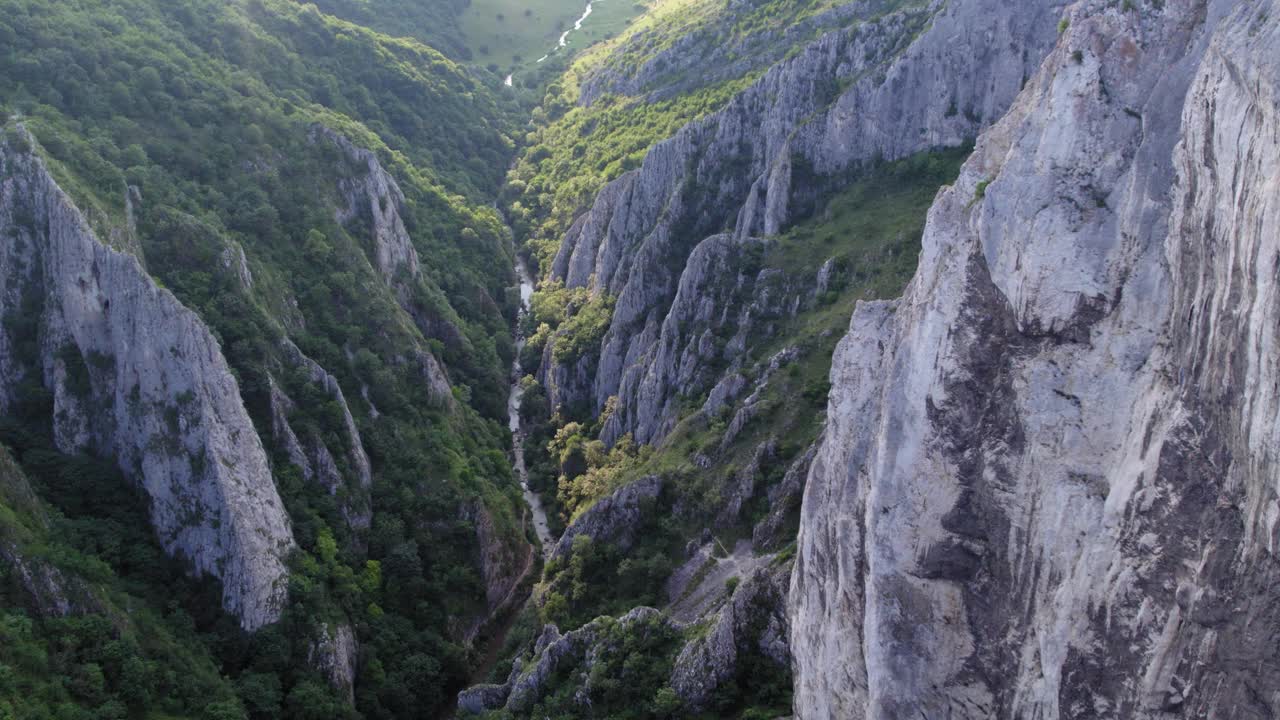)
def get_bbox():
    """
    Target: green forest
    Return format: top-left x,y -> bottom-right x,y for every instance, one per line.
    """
0,0 -> 539,718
